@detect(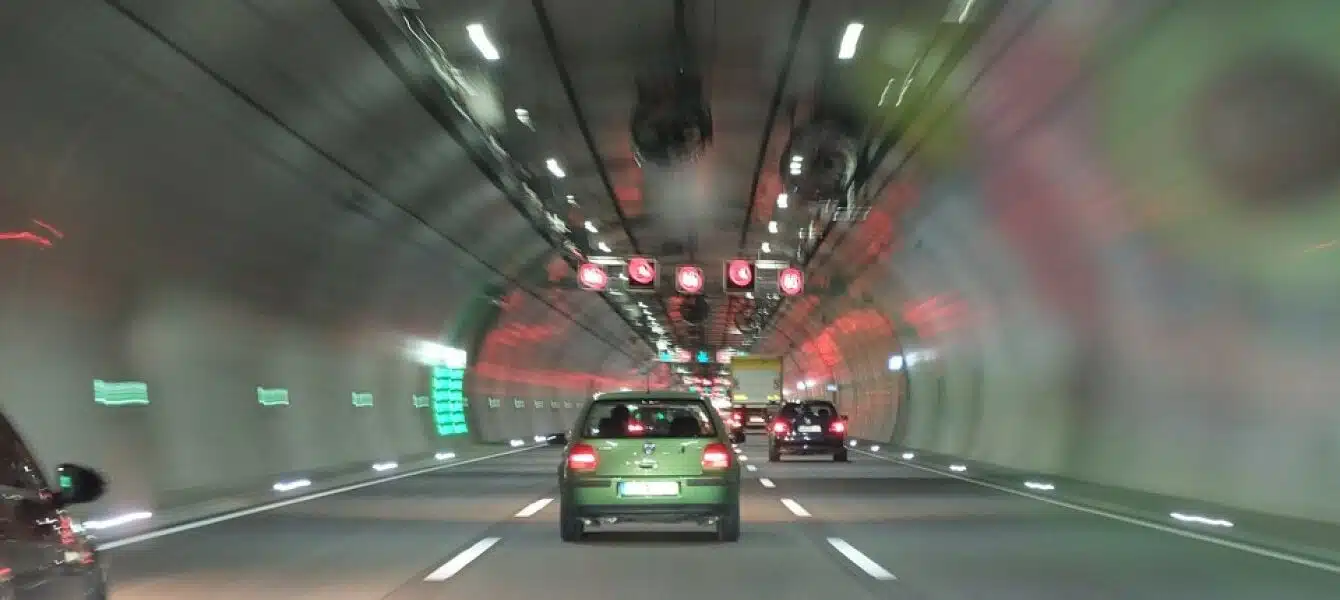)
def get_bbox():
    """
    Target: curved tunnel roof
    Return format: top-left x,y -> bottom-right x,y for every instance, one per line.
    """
2,0 -> 1339,557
